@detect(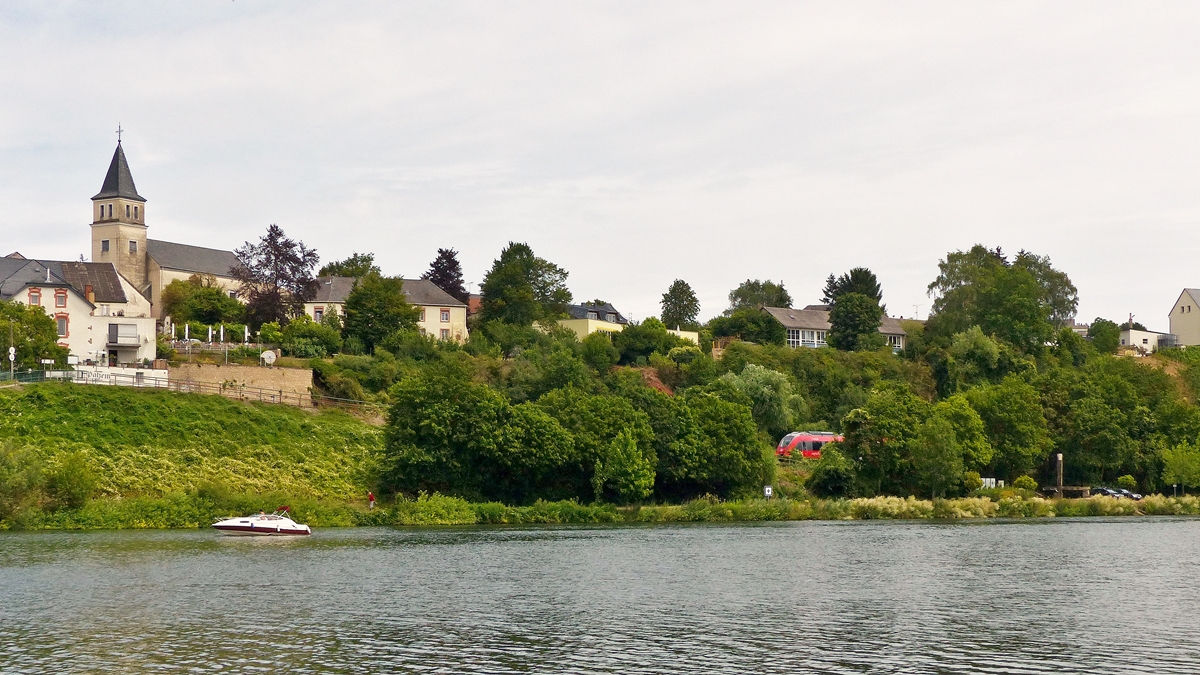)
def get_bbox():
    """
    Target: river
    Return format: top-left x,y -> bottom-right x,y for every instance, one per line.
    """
1,518 -> 1198,673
